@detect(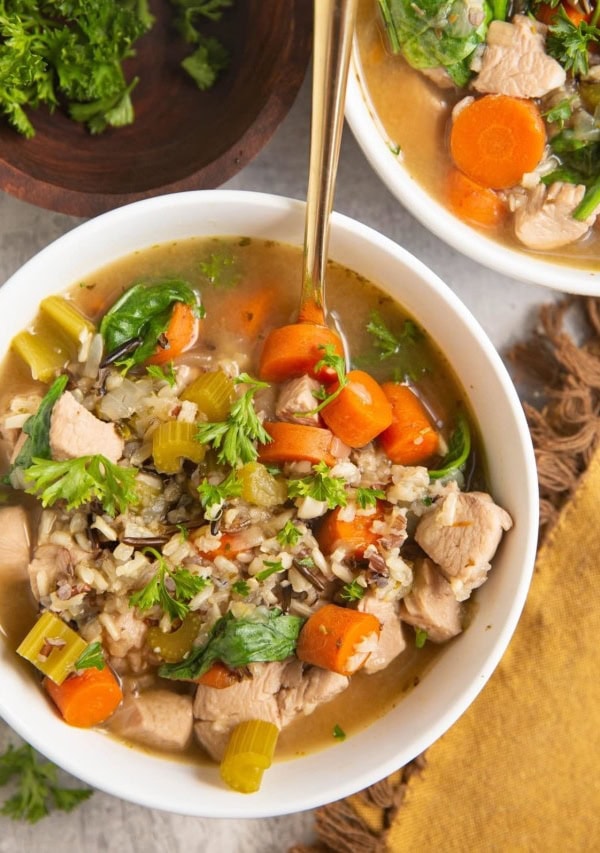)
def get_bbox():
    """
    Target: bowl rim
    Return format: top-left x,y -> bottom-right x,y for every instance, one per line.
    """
0,190 -> 539,817
345,45 -> 600,297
